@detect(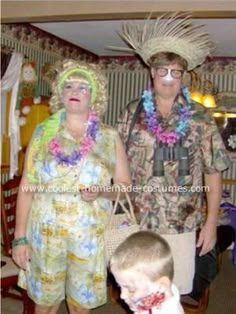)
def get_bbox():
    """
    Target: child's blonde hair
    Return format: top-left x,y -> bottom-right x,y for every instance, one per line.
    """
110,231 -> 174,282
